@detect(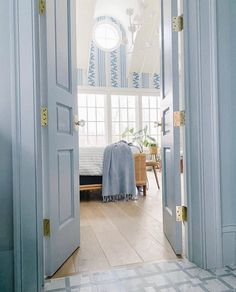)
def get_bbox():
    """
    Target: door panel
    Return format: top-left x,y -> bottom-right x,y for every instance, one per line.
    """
55,0 -> 71,90
58,150 -> 74,224
160,0 -> 182,255
45,0 -> 80,276
56,103 -> 73,134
